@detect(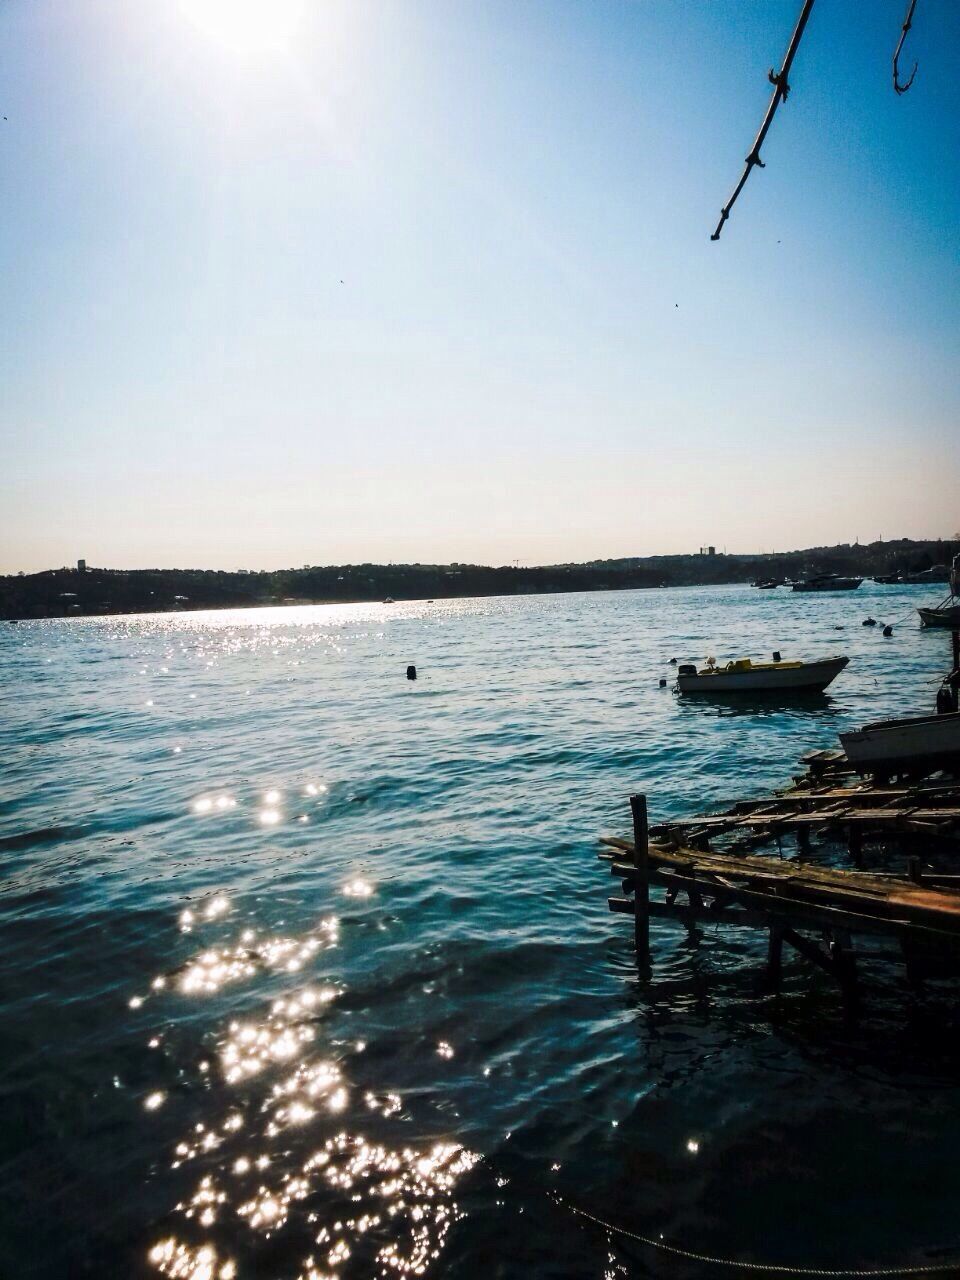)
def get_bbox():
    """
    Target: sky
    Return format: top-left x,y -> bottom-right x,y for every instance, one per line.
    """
1,0 -> 958,572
